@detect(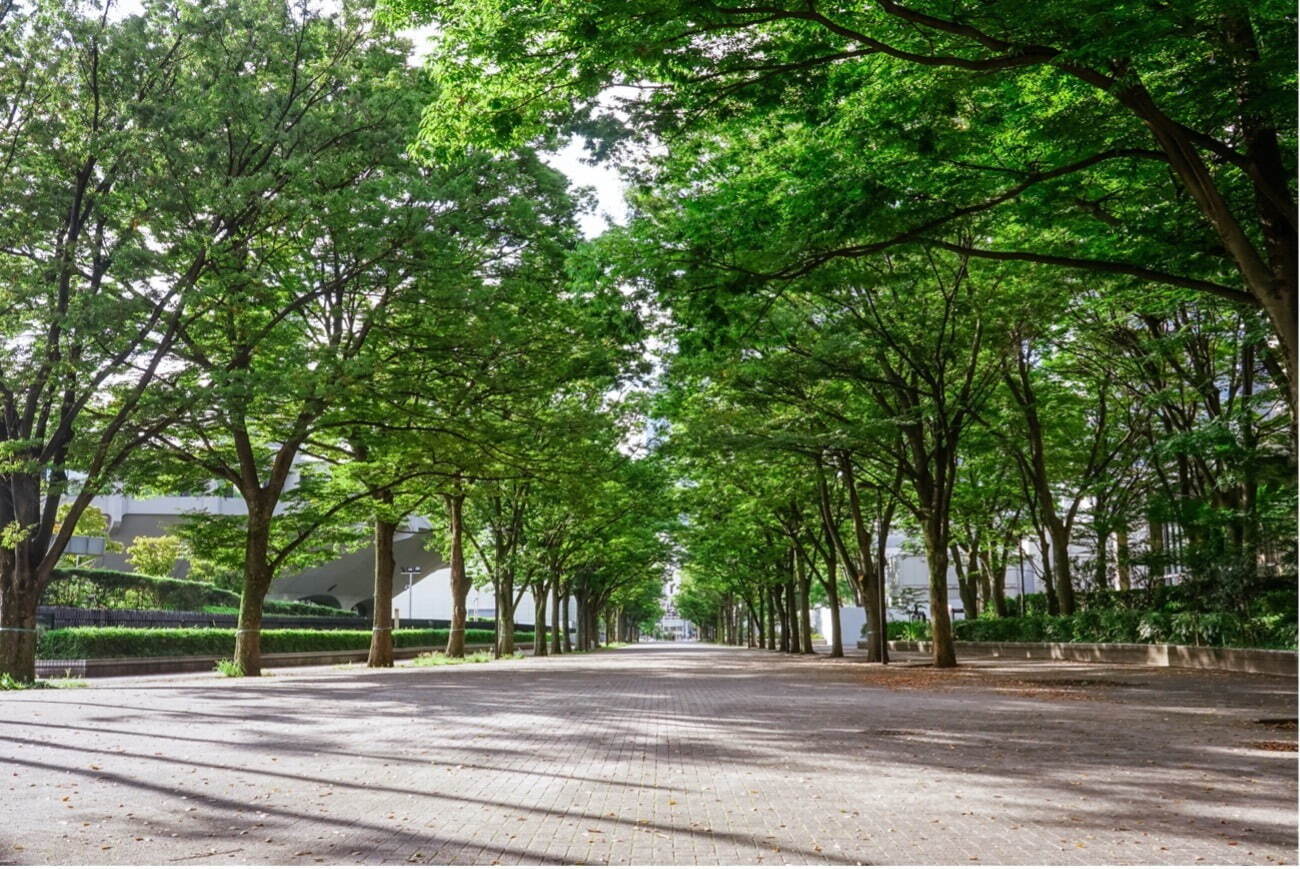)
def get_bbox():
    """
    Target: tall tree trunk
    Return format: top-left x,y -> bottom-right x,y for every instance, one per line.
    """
367,513 -> 397,668
1116,526 -> 1132,591
1049,523 -> 1076,614
234,506 -> 274,677
795,554 -> 814,654
951,545 -> 979,619
839,453 -> 886,662
823,547 -> 844,658
773,585 -> 789,652
574,594 -> 586,650
495,573 -> 516,659
922,516 -> 958,668
784,577 -> 800,652
759,588 -> 769,647
1148,517 -> 1166,588
1036,526 -> 1060,614
0,561 -> 39,683
562,591 -> 573,652
549,580 -> 563,654
984,548 -> 1009,617
973,548 -> 993,616
444,491 -> 469,658
533,582 -> 548,656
